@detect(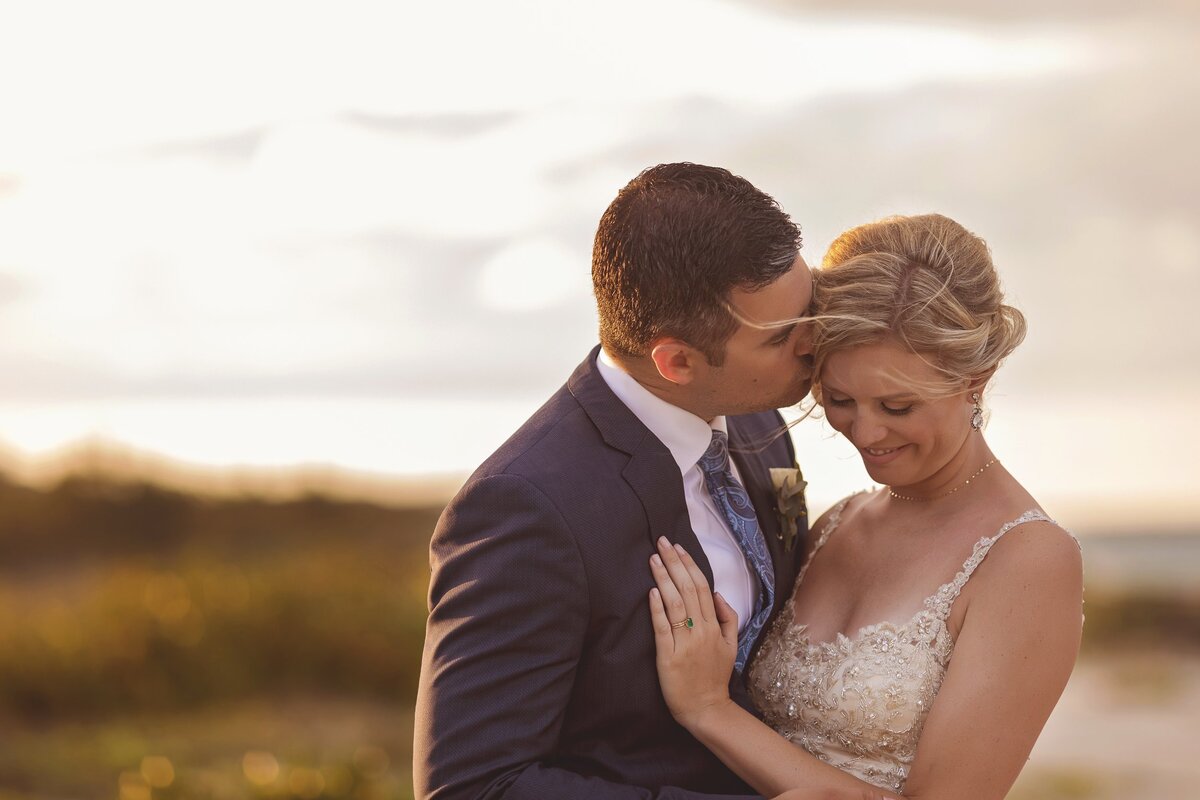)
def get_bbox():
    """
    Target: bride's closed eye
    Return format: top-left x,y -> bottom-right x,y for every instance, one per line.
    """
881,402 -> 915,416
824,395 -> 916,416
